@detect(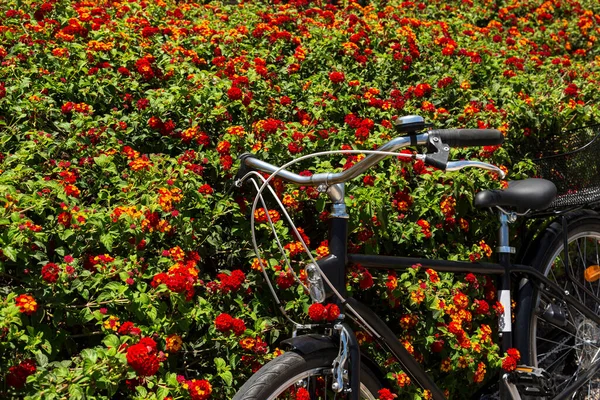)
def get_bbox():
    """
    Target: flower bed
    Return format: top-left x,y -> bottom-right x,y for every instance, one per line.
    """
1,0 -> 599,398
